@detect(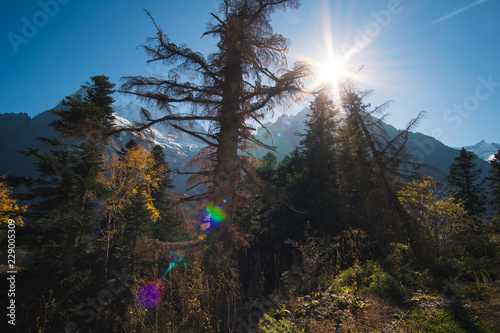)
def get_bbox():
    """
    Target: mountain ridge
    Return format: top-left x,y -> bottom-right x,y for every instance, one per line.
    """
457,140 -> 500,161
1,101 -> 493,191
253,107 -> 491,182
